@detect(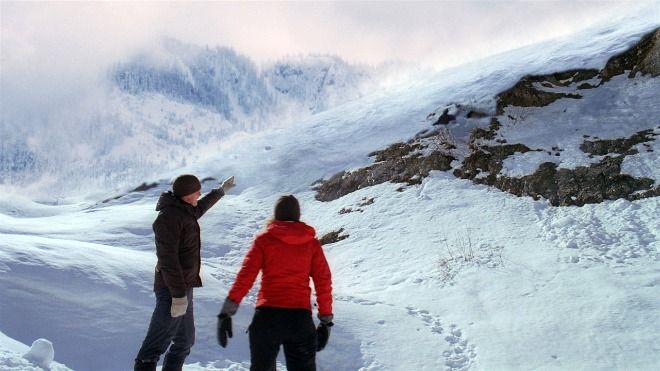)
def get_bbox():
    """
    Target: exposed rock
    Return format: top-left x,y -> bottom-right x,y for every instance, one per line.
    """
496,156 -> 655,206
577,82 -> 597,90
454,143 -> 533,184
456,127 -> 659,206
315,138 -> 455,202
426,104 -> 459,125
580,129 -> 657,155
543,69 -> 600,86
496,74 -> 585,114
319,228 -> 349,245
315,151 -> 455,202
313,28 -> 659,207
466,110 -> 490,119
102,181 -> 159,203
426,103 -> 490,125
601,27 -> 660,81
132,182 -> 159,192
369,142 -> 424,162
629,186 -> 660,201
338,197 -> 375,214
432,108 -> 456,125
339,207 -> 360,214
358,197 -> 375,206
469,118 -> 502,144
